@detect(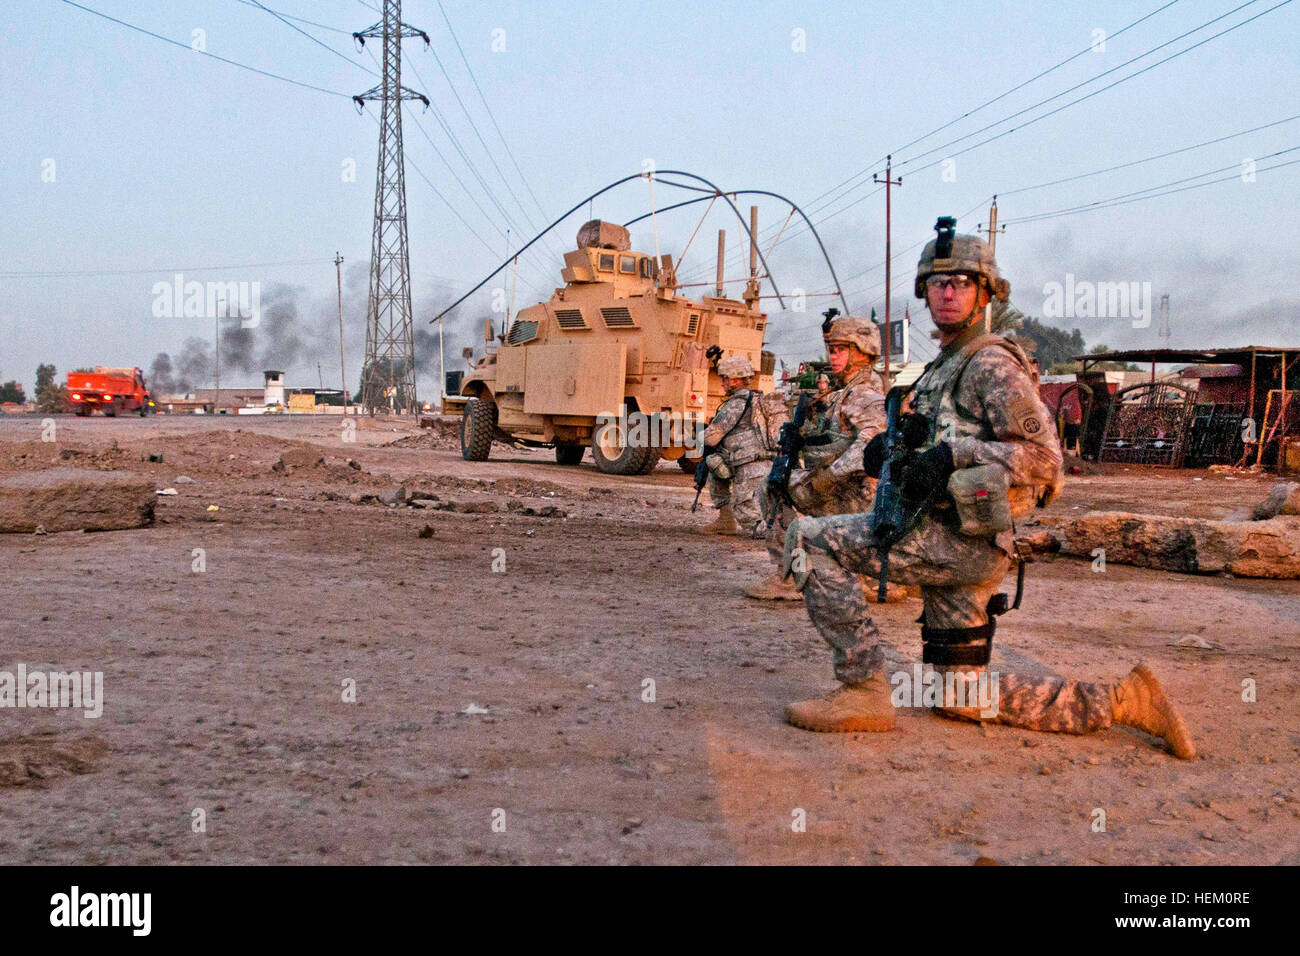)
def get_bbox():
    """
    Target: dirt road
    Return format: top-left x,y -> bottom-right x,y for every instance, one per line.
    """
1,414 -> 1297,864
